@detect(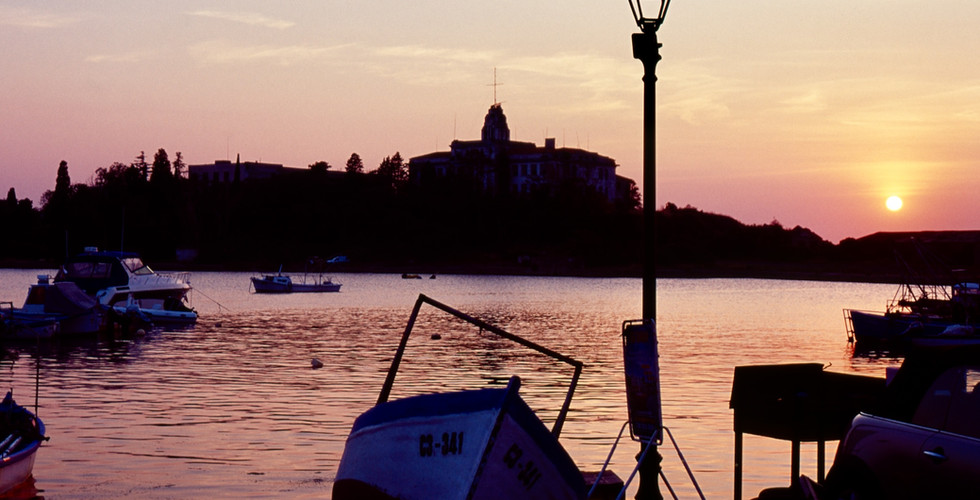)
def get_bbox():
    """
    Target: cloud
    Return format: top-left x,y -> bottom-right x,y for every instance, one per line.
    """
188,40 -> 348,66
186,10 -> 295,29
85,51 -> 152,64
0,6 -> 80,28
373,45 -> 497,65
